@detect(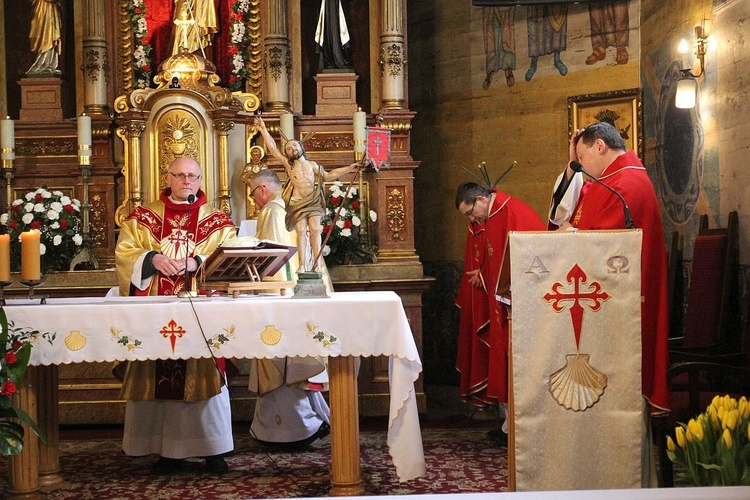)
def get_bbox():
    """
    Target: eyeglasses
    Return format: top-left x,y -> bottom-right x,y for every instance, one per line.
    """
250,184 -> 263,198
461,202 -> 475,218
170,172 -> 201,182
